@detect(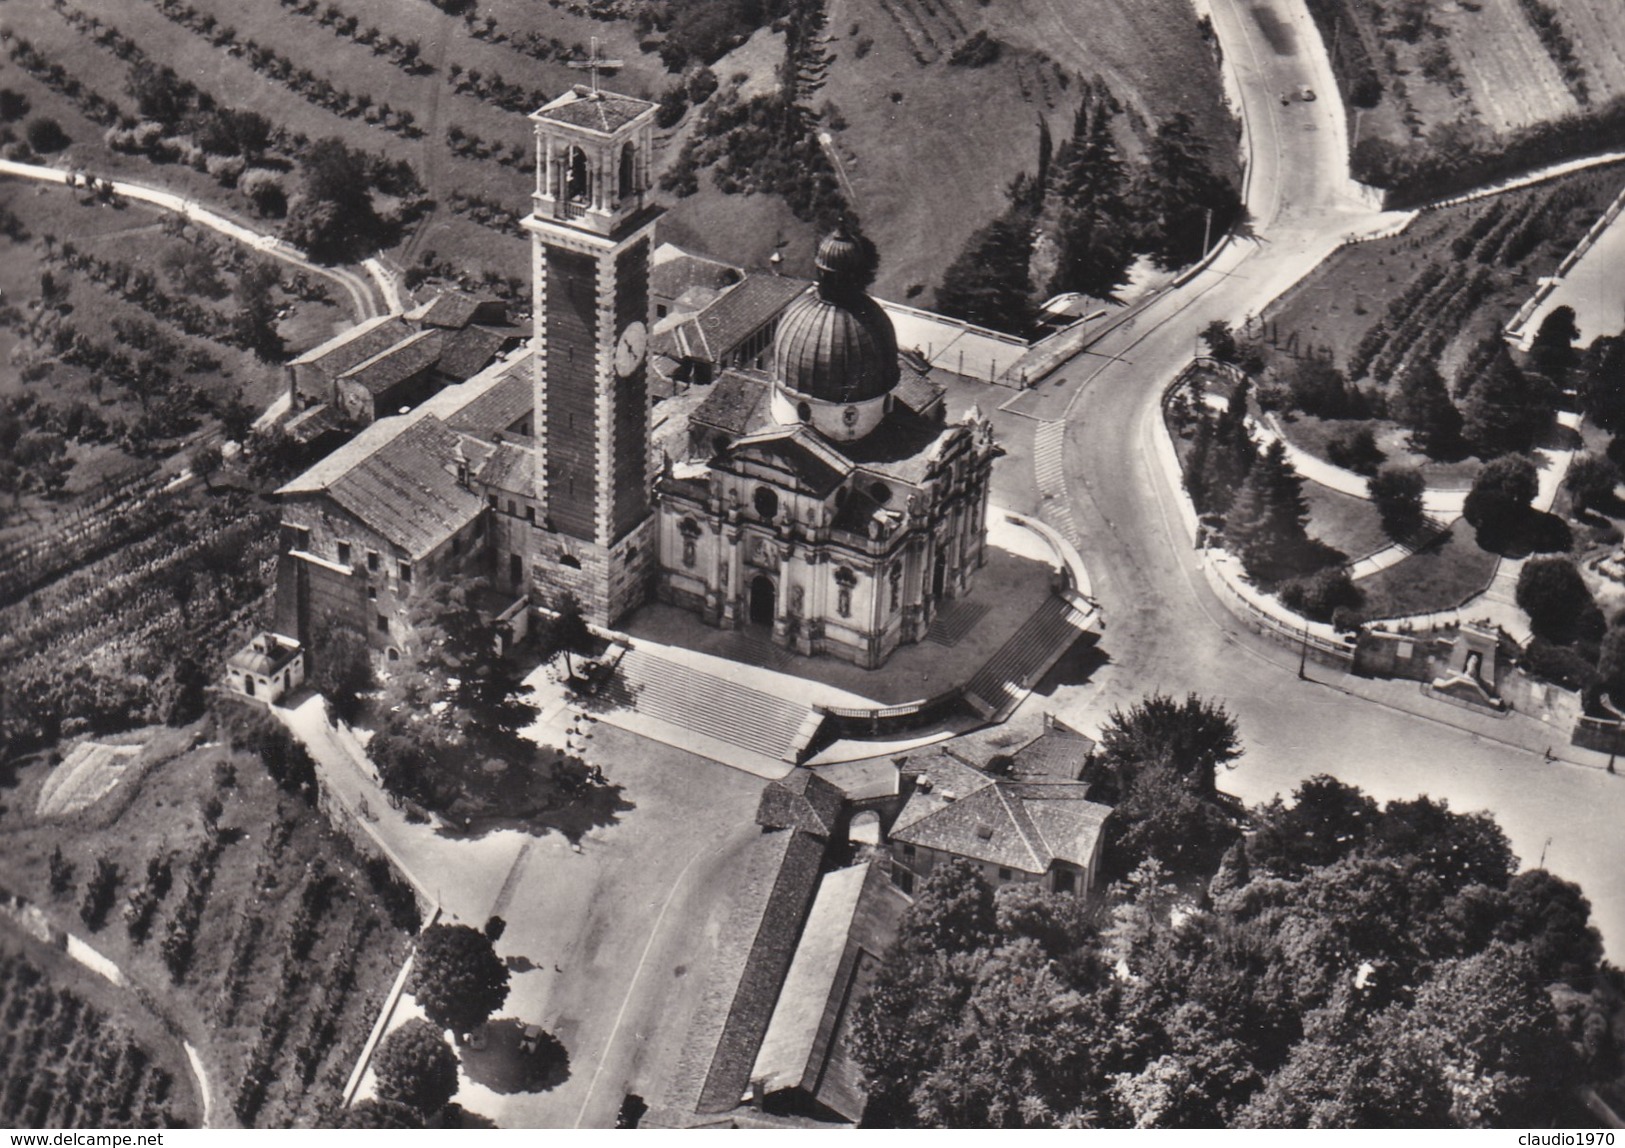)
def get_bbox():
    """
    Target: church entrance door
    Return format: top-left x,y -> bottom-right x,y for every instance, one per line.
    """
932,550 -> 947,599
749,575 -> 776,626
